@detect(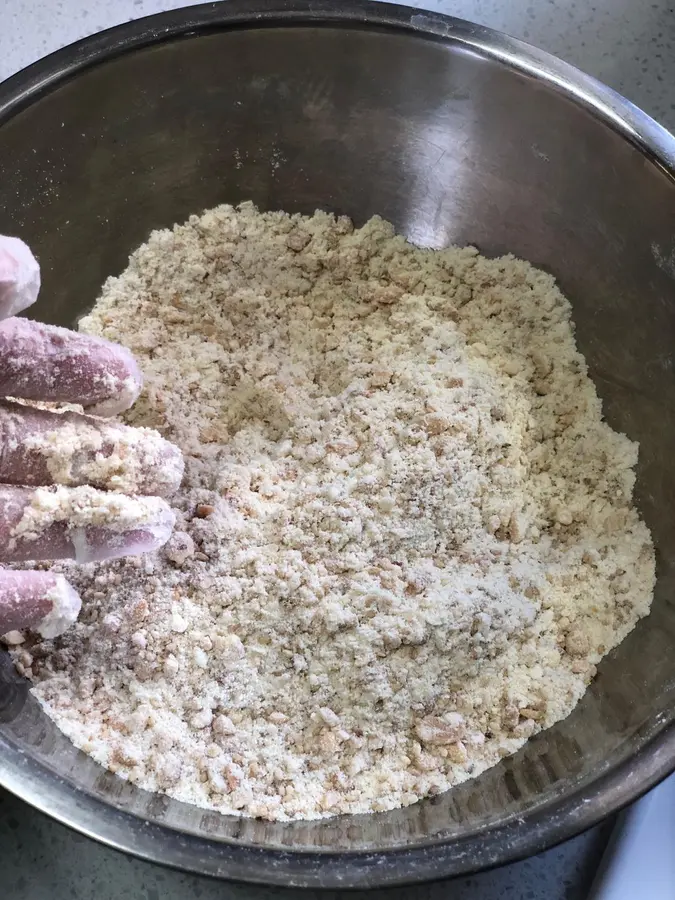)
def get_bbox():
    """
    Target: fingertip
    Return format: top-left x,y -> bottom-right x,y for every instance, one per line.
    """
69,499 -> 176,563
0,236 -> 41,320
83,339 -> 144,417
36,575 -> 82,639
0,569 -> 80,638
103,519 -> 176,560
